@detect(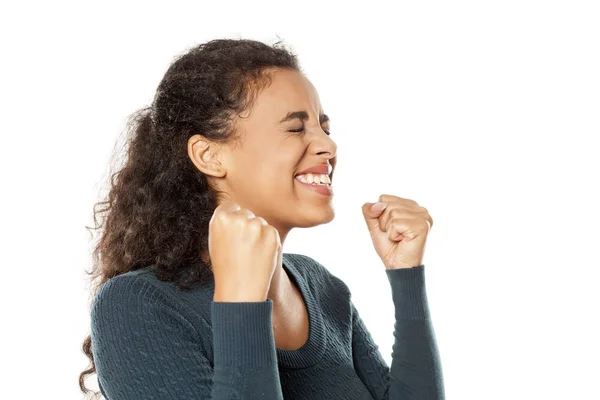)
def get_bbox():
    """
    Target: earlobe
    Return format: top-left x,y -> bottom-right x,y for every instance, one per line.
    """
187,134 -> 227,178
